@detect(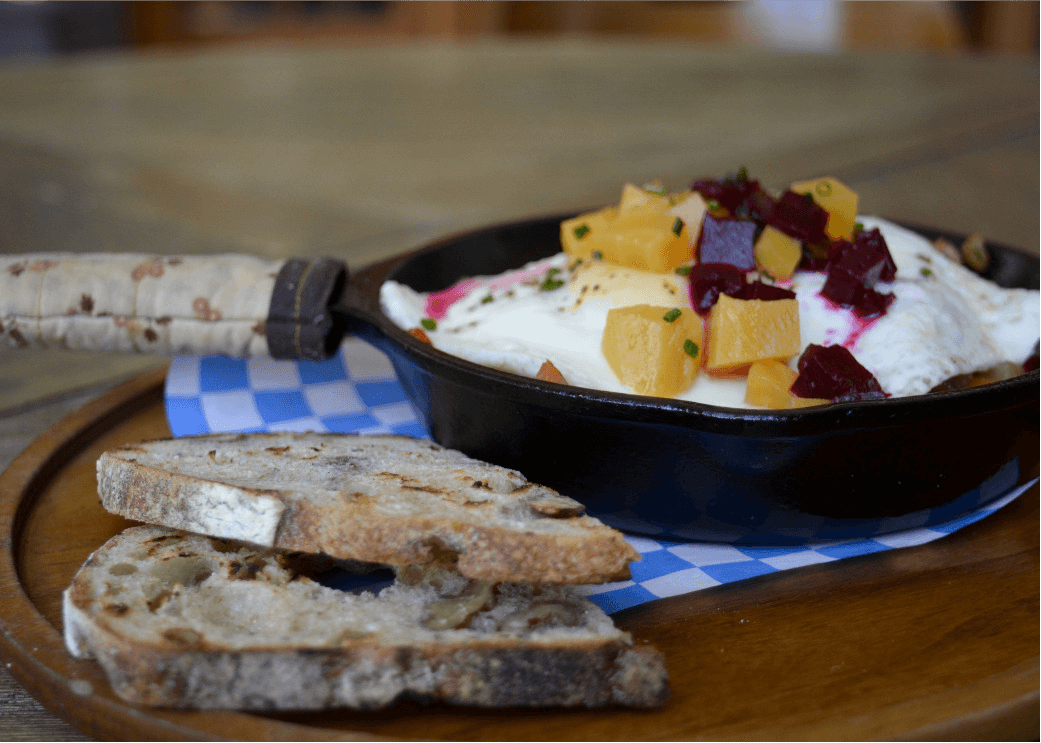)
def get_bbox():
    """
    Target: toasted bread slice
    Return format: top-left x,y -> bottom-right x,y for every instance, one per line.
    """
97,433 -> 639,585
63,525 -> 668,710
